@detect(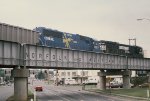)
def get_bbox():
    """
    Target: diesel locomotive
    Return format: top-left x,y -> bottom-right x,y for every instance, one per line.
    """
35,27 -> 144,58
